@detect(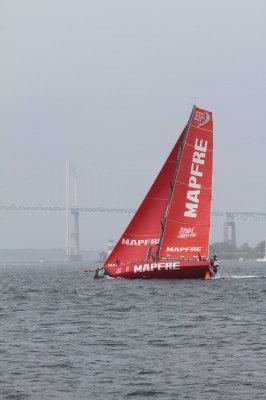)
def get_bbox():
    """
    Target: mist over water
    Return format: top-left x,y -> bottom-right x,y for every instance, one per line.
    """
1,260 -> 266,400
